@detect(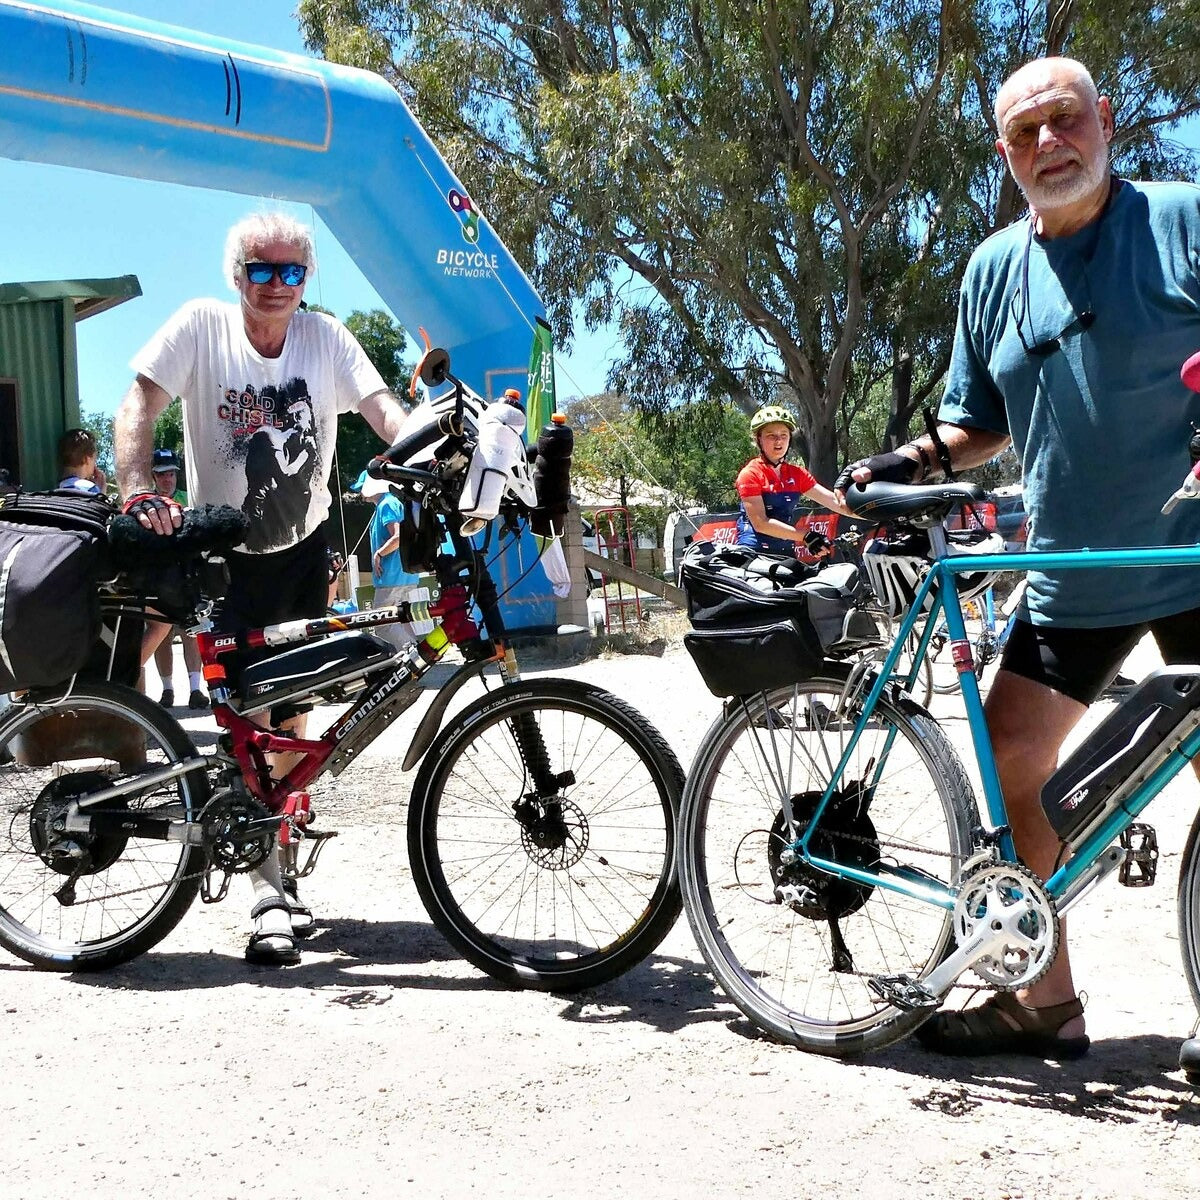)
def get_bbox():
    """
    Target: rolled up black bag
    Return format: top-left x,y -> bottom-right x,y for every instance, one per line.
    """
678,541 -> 880,697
